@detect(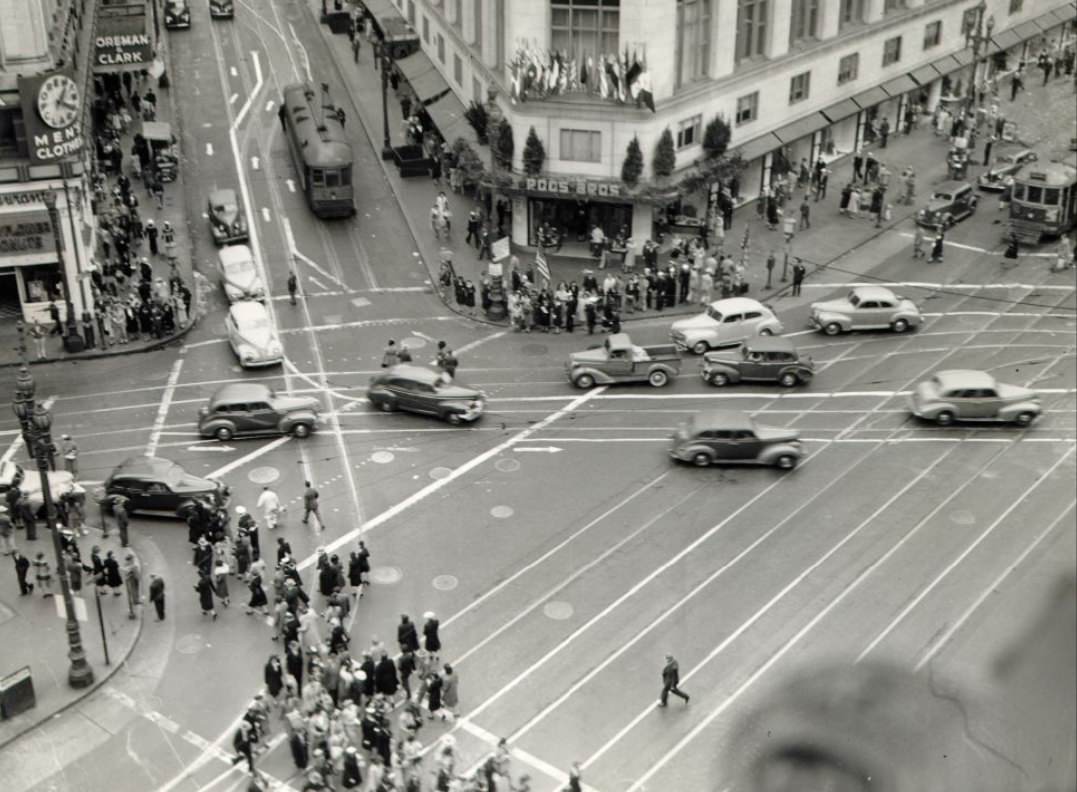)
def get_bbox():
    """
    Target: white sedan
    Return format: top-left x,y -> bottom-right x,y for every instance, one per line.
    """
809,285 -> 923,335
216,244 -> 265,303
226,301 -> 283,367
